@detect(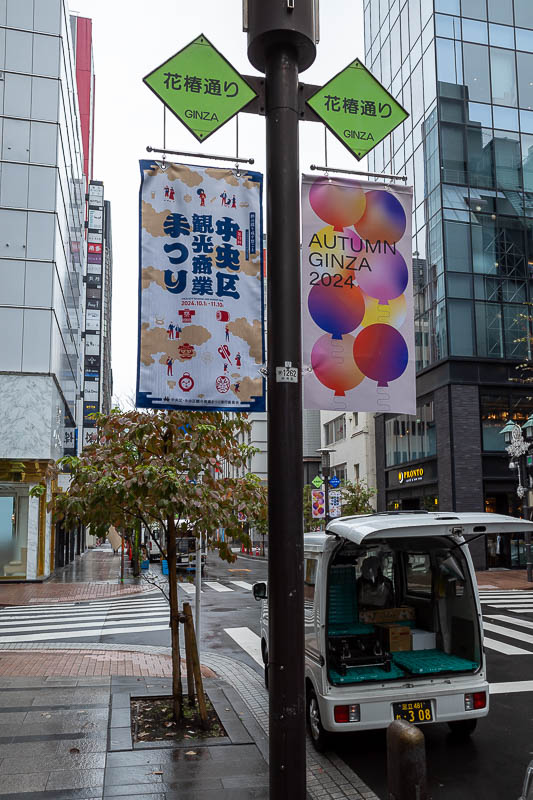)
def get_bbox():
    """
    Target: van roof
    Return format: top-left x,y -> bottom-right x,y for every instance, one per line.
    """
305,511 -> 533,549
